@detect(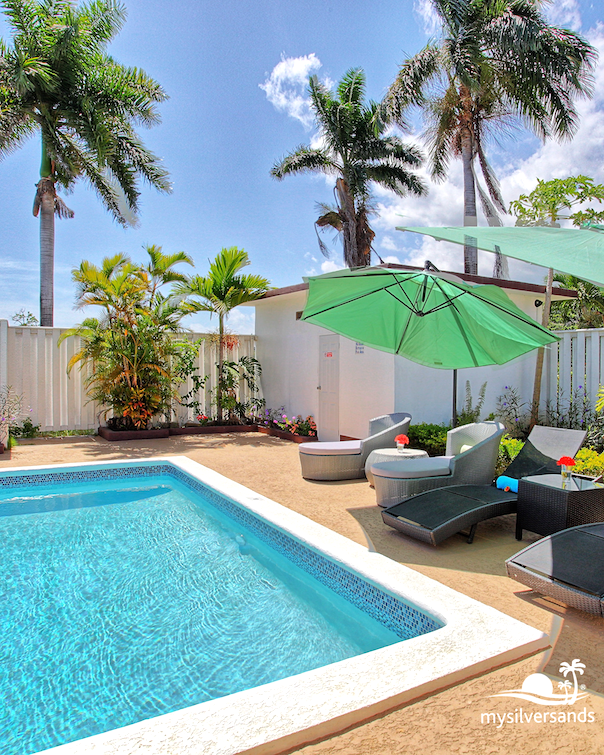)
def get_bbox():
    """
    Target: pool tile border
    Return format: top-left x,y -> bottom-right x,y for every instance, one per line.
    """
0,462 -> 441,641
